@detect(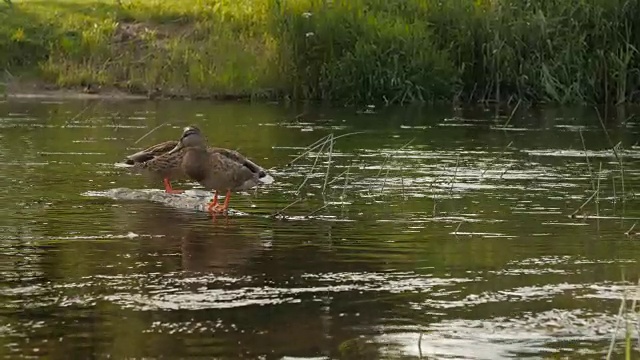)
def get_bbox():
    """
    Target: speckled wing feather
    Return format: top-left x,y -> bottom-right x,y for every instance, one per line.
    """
125,140 -> 179,165
131,147 -> 187,180
207,151 -> 256,190
208,147 -> 265,175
